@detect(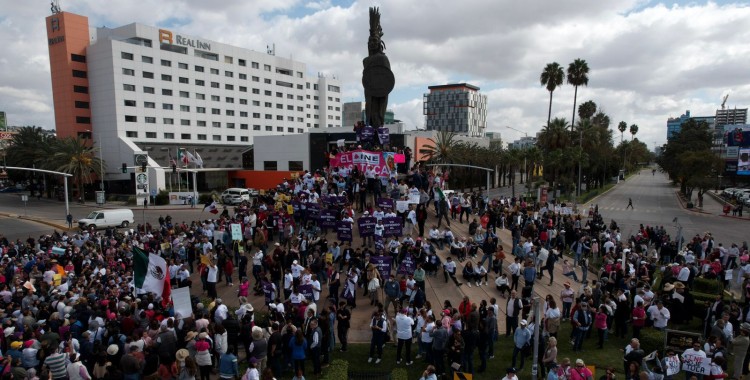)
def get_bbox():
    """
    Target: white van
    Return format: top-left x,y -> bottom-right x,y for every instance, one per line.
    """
78,209 -> 135,229
221,188 -> 251,205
